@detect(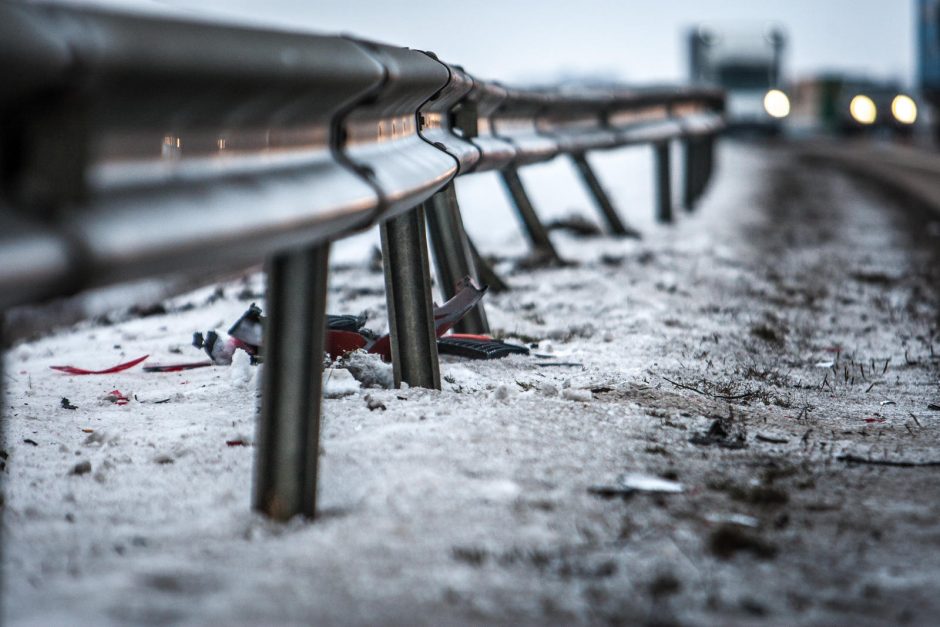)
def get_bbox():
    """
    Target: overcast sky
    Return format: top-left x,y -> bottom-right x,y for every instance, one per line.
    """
64,0 -> 915,86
